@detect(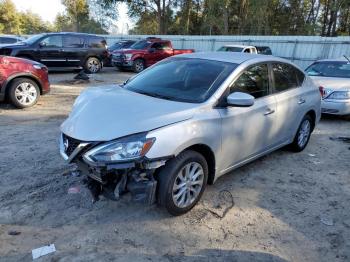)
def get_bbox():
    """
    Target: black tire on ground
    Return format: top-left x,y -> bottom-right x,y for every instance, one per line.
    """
84,57 -> 102,73
288,114 -> 313,152
157,150 -> 208,216
8,78 -> 40,108
132,59 -> 145,73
